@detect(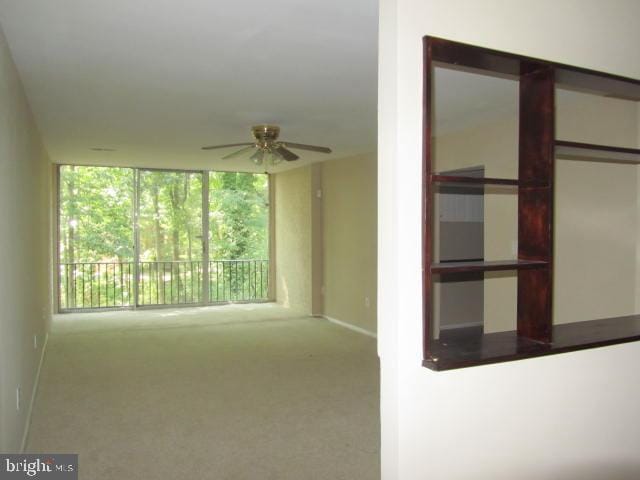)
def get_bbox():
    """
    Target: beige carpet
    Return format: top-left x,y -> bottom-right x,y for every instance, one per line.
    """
26,304 -> 380,479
